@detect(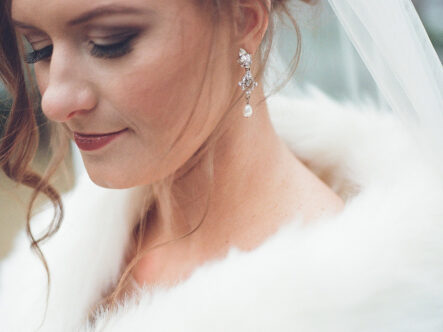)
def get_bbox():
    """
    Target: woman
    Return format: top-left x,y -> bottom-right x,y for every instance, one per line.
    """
1,0 -> 443,331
